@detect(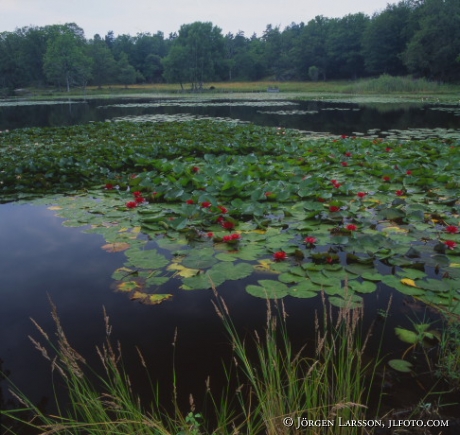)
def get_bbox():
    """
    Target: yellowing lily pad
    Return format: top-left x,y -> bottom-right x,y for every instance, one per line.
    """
116,281 -> 142,292
167,263 -> 200,278
130,291 -> 173,305
102,242 -> 131,253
